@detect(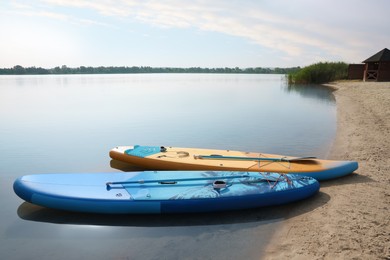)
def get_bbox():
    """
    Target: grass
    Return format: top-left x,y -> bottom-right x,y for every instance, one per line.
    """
288,62 -> 348,84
